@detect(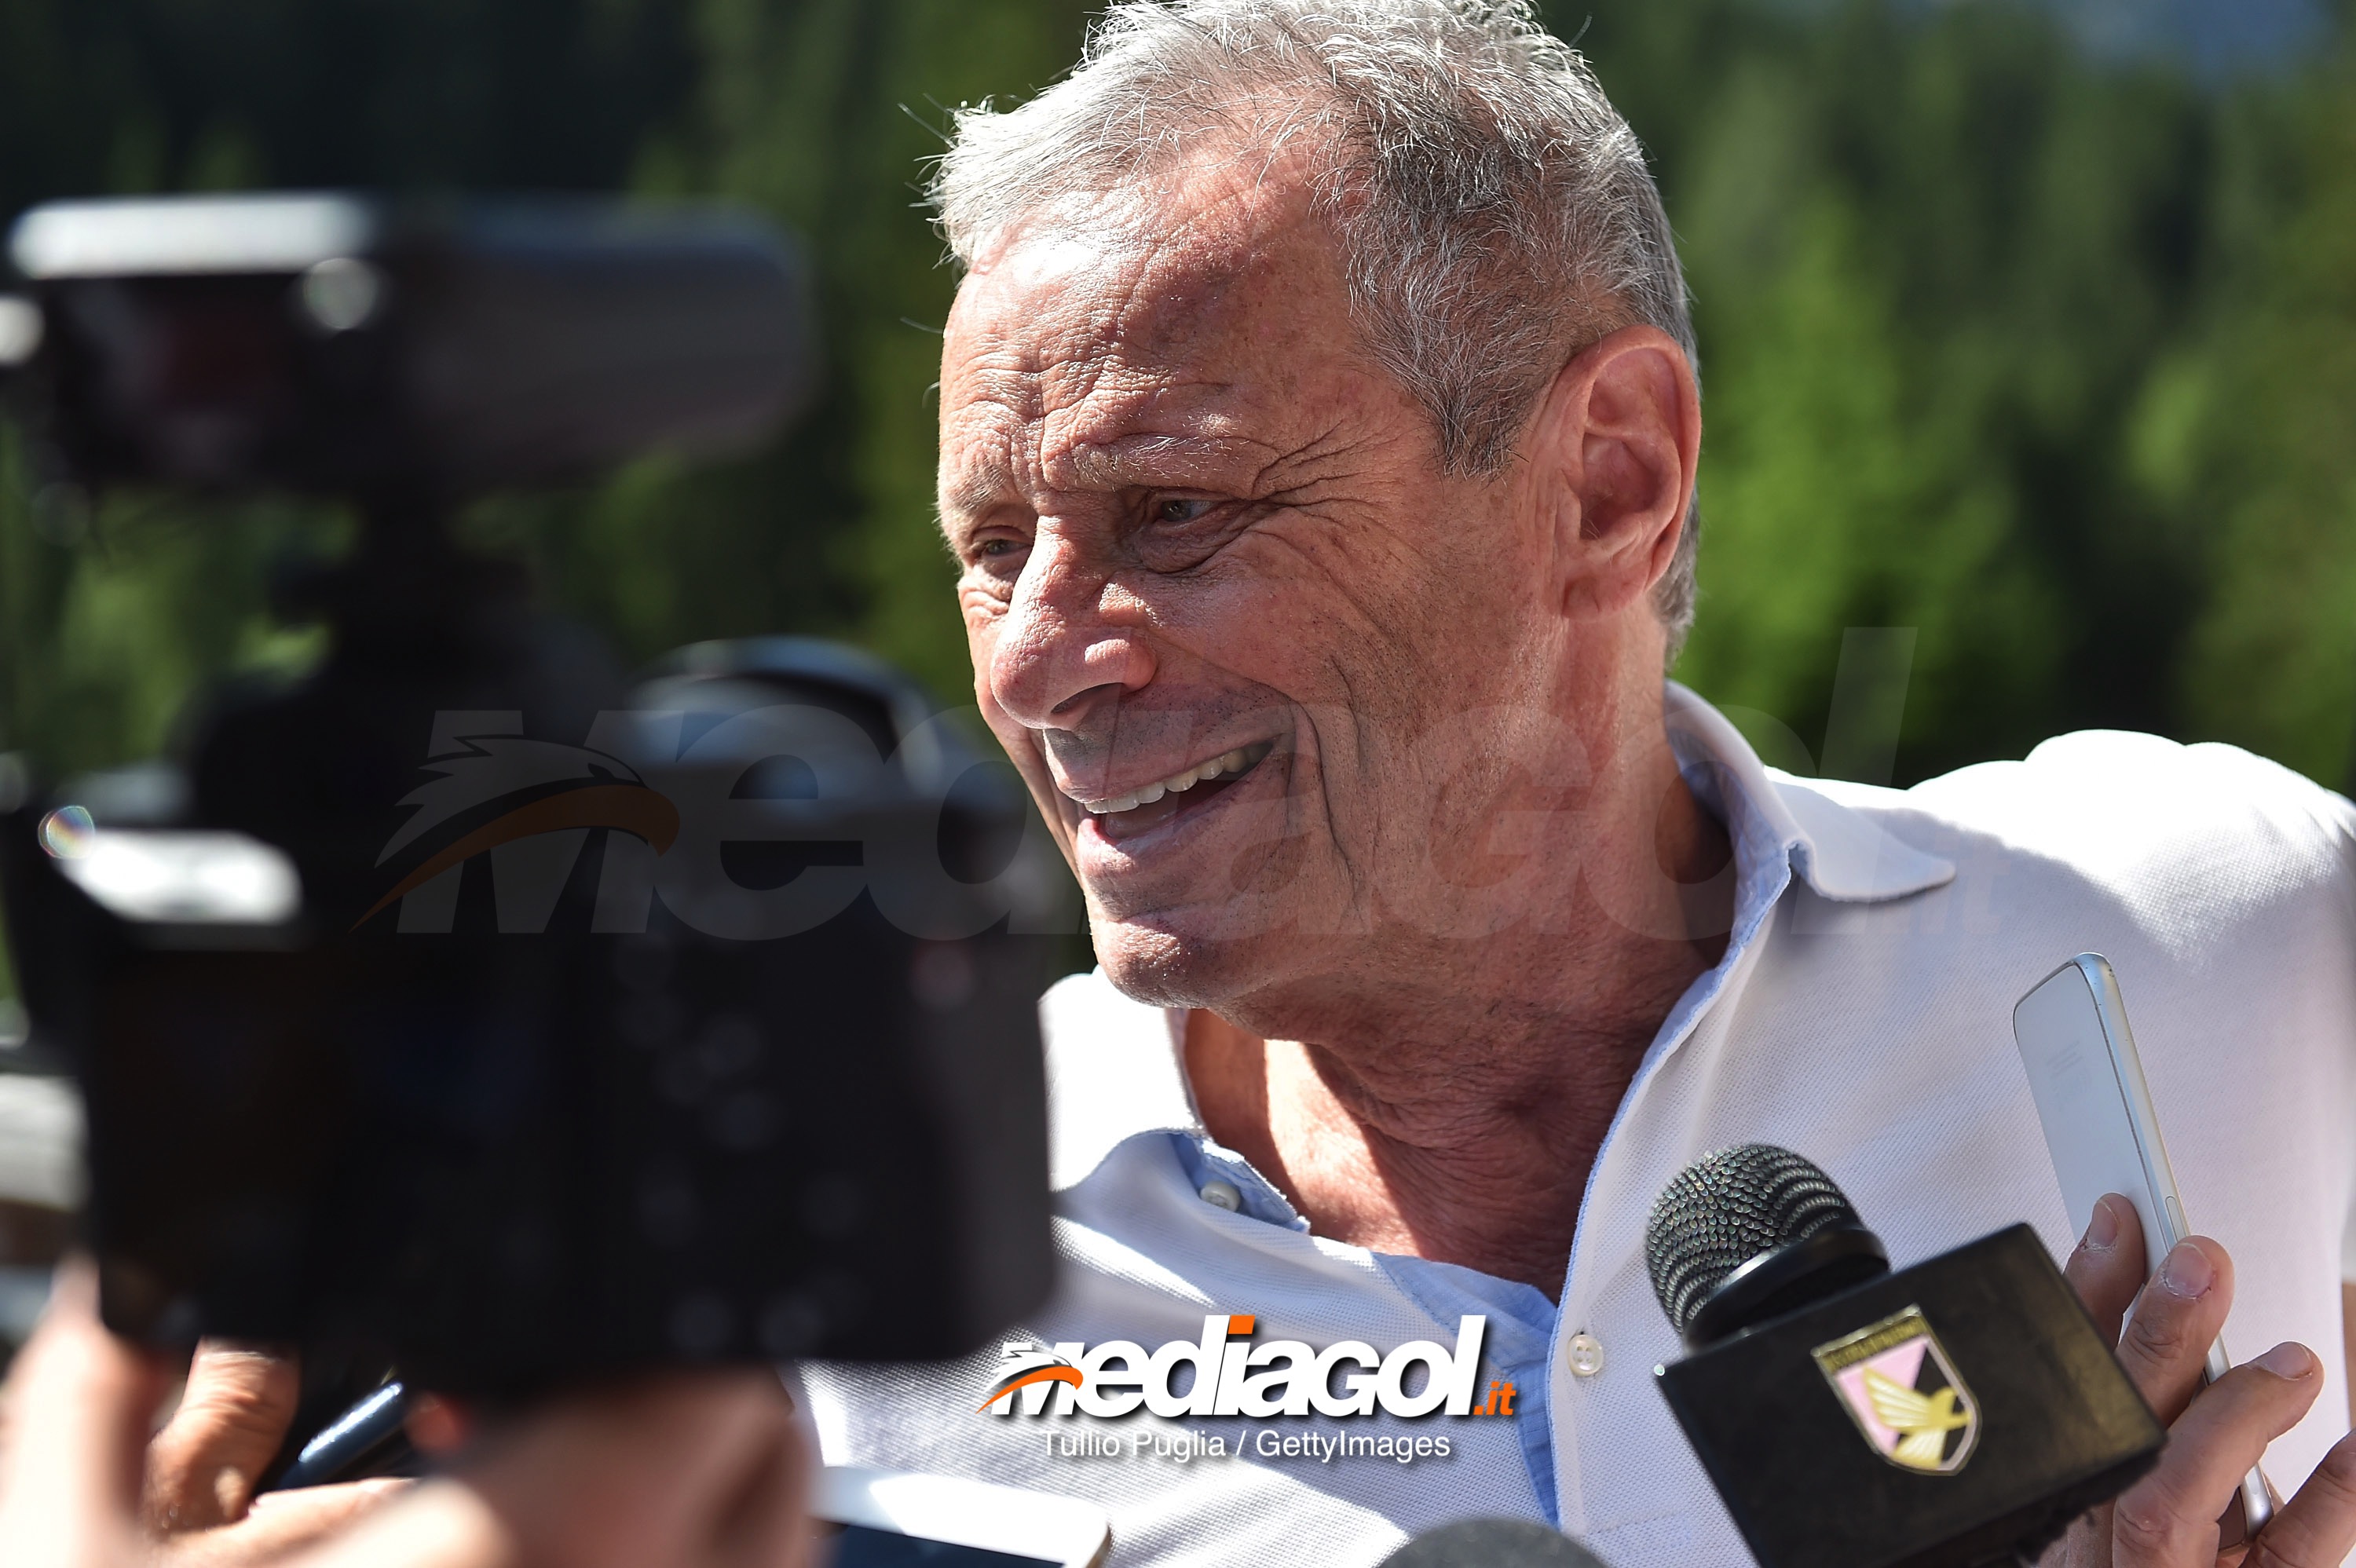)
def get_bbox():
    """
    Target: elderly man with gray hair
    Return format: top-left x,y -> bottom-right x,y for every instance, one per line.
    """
802,3 -> 2356,1563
